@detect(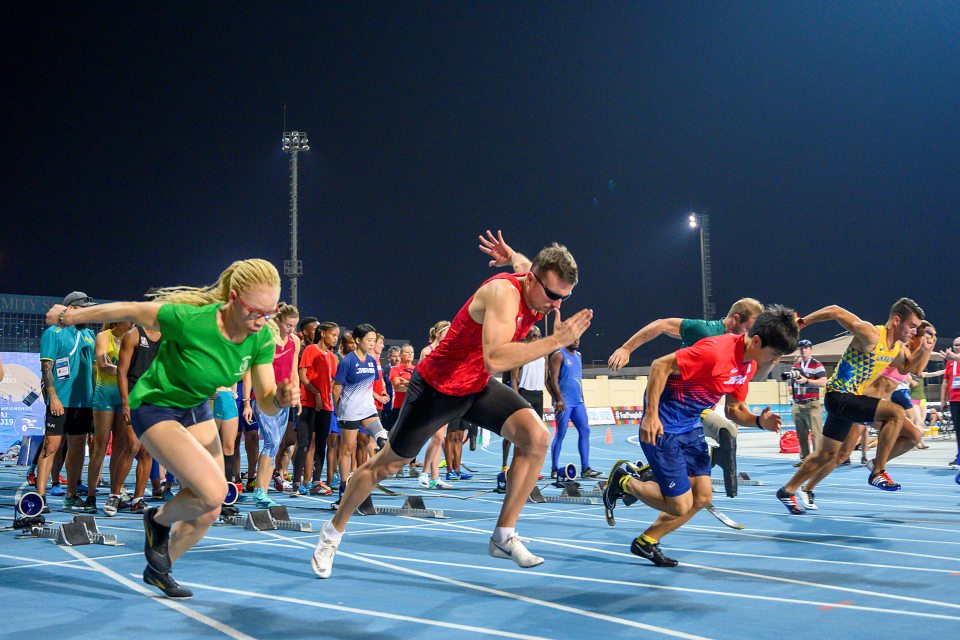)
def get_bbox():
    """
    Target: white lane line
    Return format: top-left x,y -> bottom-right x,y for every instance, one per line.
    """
729,493 -> 960,516
357,552 -> 960,622
426,520 -> 960,609
530,536 -> 960,574
56,546 -> 256,640
258,530 -> 714,640
174,581 -> 549,640
340,550 -> 715,640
